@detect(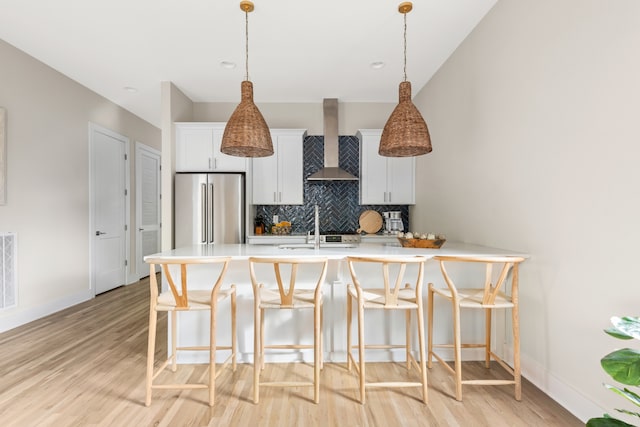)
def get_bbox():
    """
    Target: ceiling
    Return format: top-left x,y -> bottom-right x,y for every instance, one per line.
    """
0,0 -> 497,127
